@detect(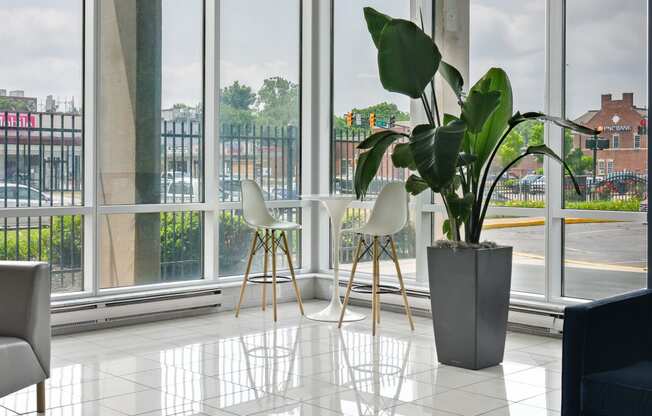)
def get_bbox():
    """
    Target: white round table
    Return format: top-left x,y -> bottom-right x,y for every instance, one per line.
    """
302,194 -> 366,323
